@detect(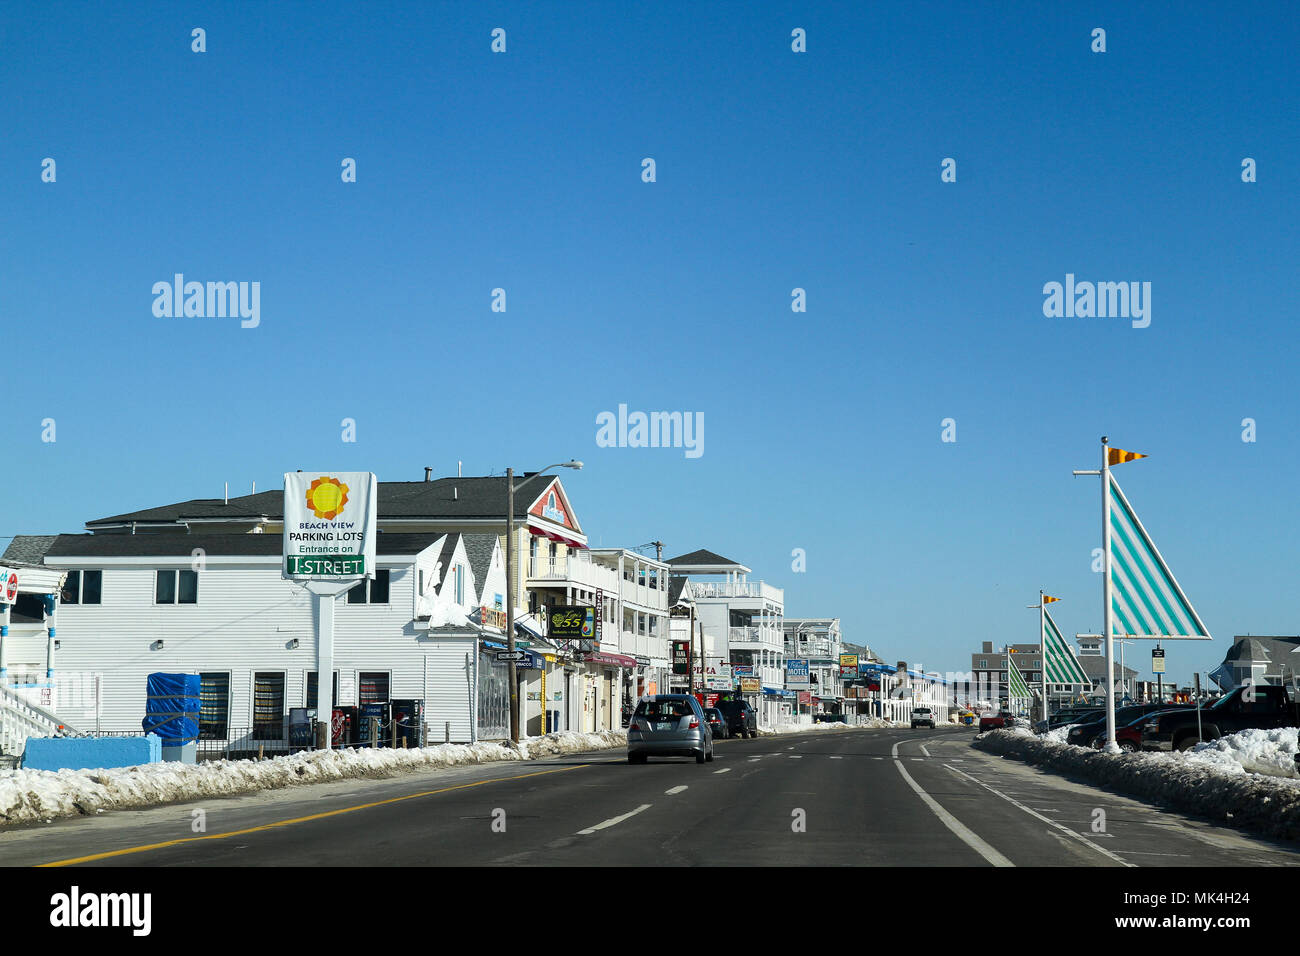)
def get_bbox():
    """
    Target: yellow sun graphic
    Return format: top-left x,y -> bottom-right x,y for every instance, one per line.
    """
306,477 -> 350,519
